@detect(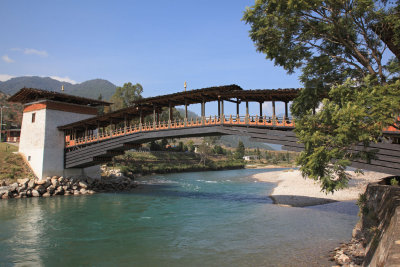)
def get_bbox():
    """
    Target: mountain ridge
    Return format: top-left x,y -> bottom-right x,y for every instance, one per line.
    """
0,76 -> 117,100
